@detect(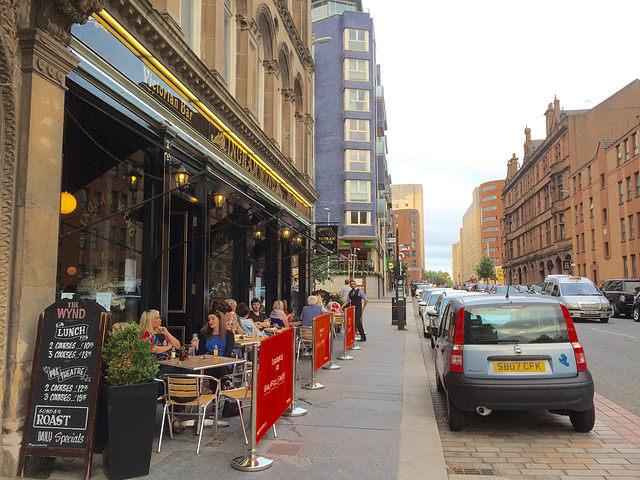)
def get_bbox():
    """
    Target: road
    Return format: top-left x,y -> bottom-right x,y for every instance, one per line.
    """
573,315 -> 640,417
